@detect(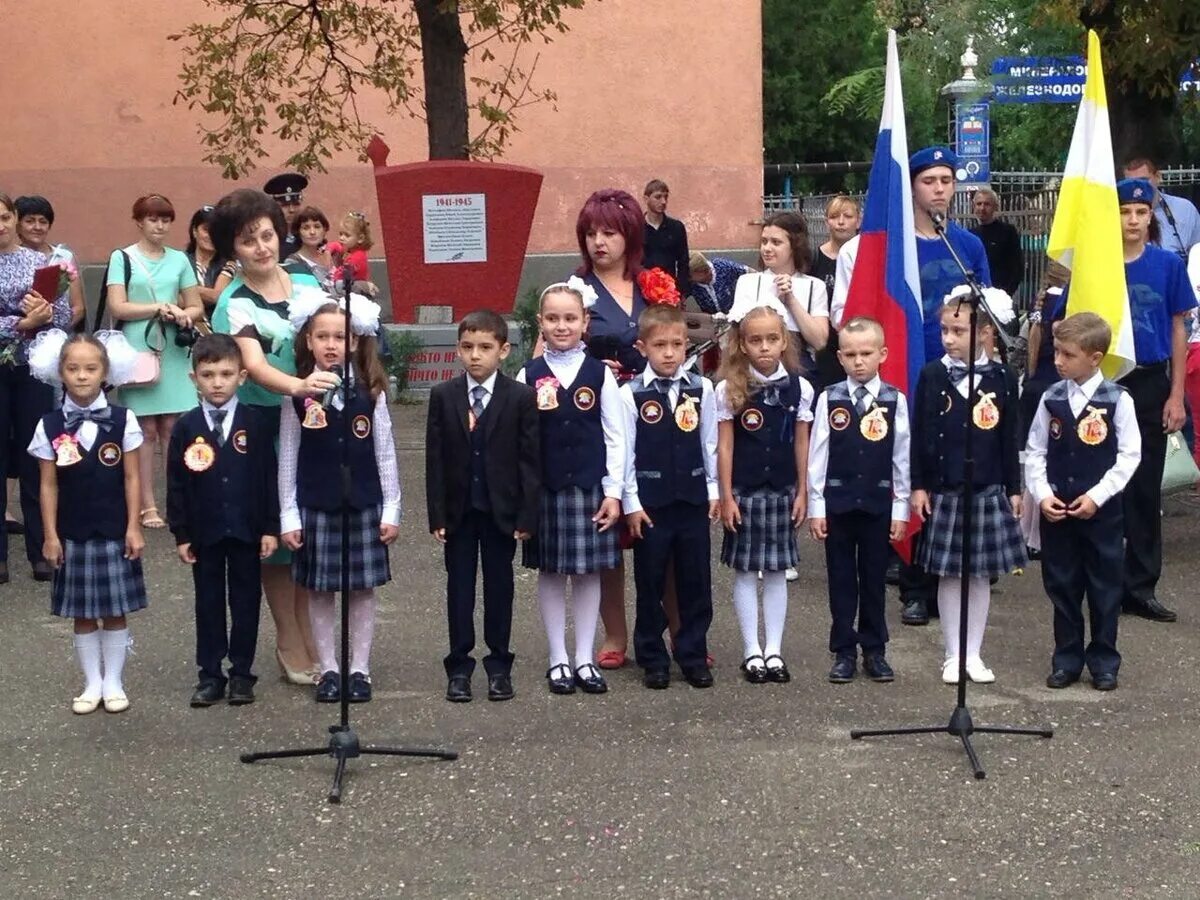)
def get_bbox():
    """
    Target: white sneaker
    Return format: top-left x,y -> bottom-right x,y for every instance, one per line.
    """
965,658 -> 995,683
785,567 -> 799,582
942,658 -> 960,684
